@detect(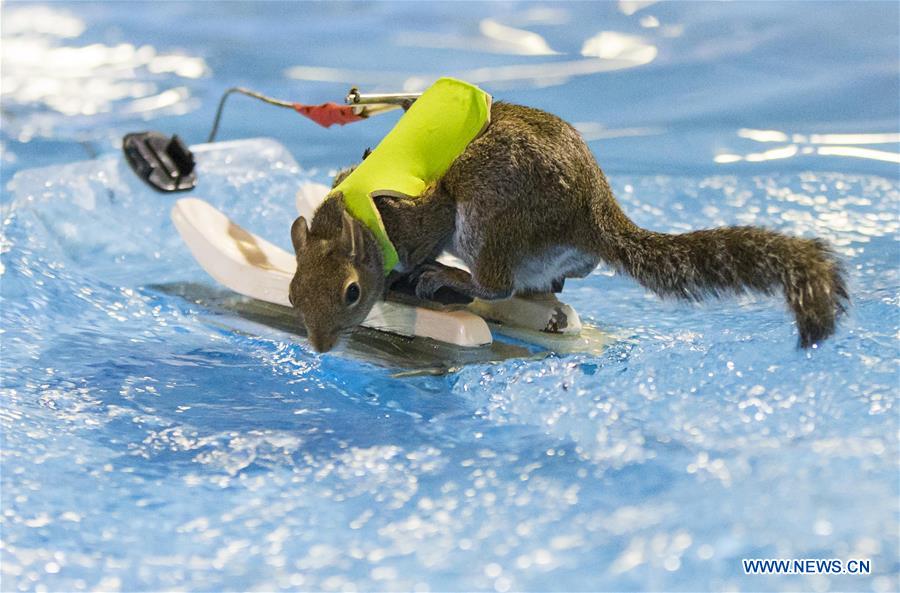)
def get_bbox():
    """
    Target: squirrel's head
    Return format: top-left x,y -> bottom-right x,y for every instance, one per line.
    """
289,192 -> 384,353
